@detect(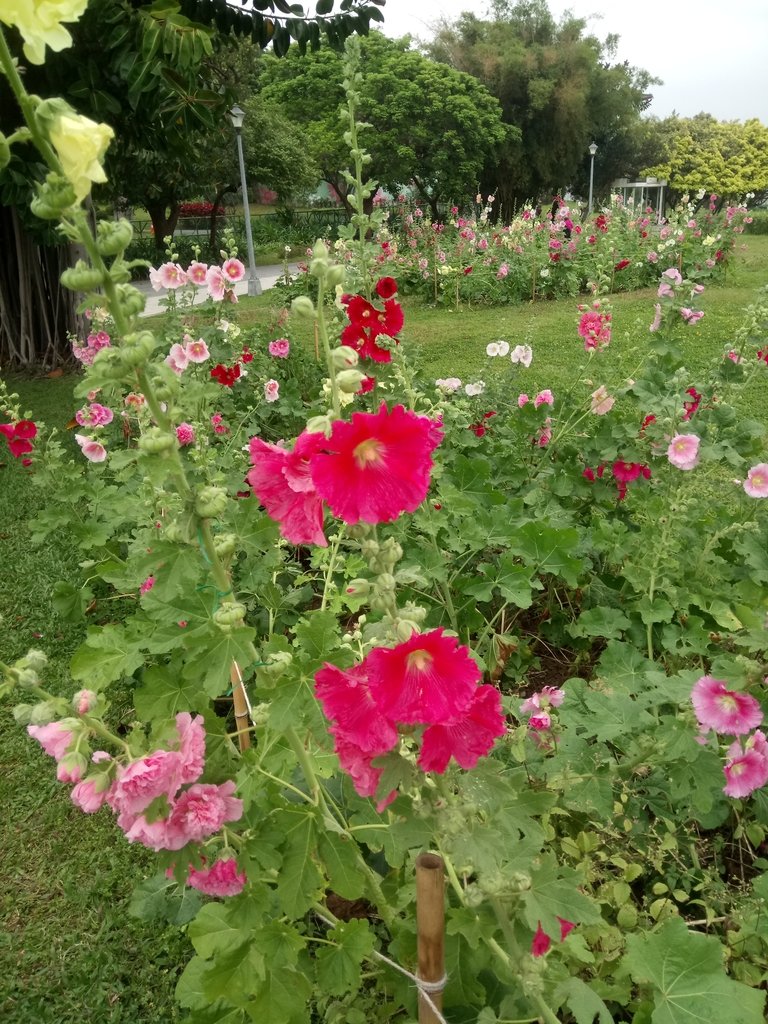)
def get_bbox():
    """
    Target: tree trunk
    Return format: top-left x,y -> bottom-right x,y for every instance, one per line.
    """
0,204 -> 80,369
146,201 -> 181,252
